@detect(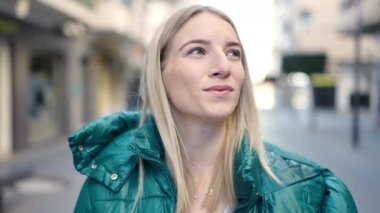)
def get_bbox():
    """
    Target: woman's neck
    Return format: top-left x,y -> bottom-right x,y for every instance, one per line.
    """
174,114 -> 230,211
176,114 -> 226,172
